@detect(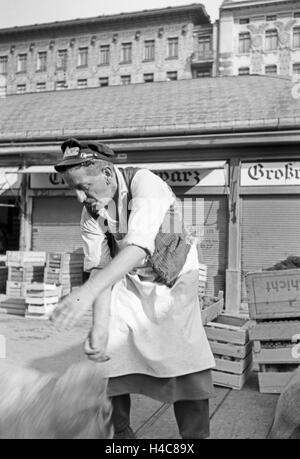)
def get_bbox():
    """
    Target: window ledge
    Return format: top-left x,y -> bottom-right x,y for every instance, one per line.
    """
165,56 -> 179,60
